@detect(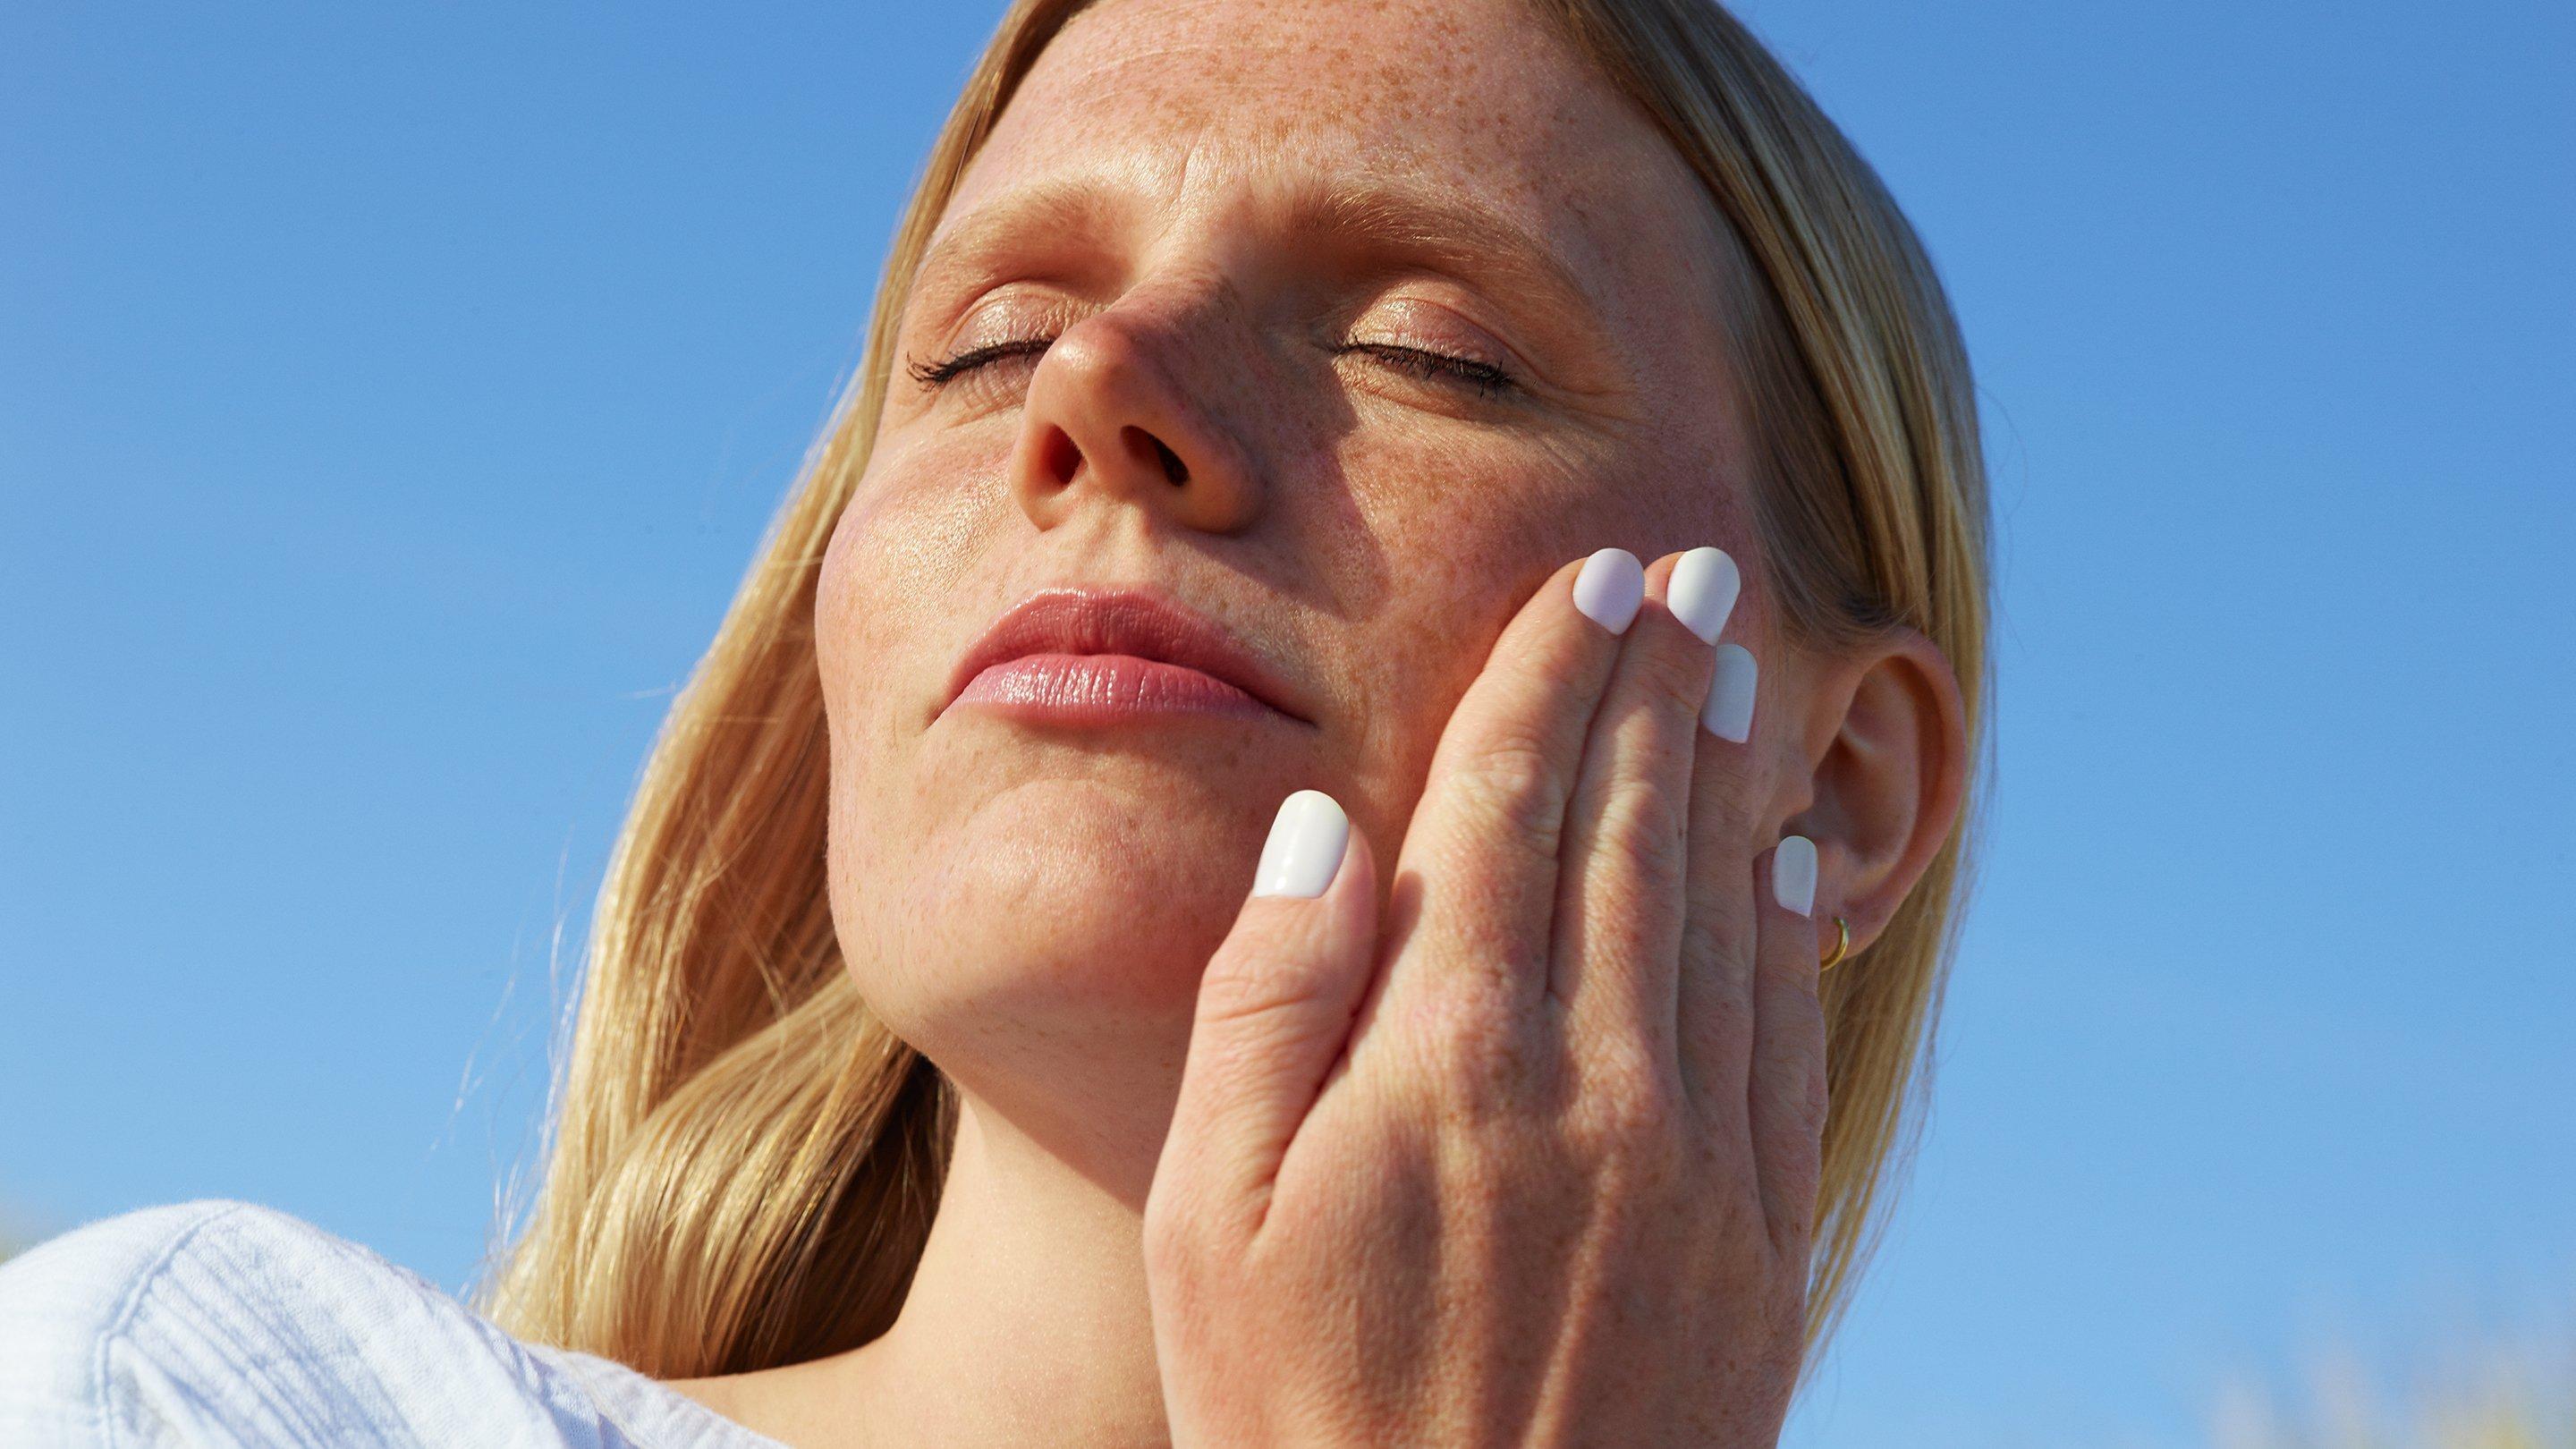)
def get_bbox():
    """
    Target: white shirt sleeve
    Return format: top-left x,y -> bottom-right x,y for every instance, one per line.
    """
0,1199 -> 777,1448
